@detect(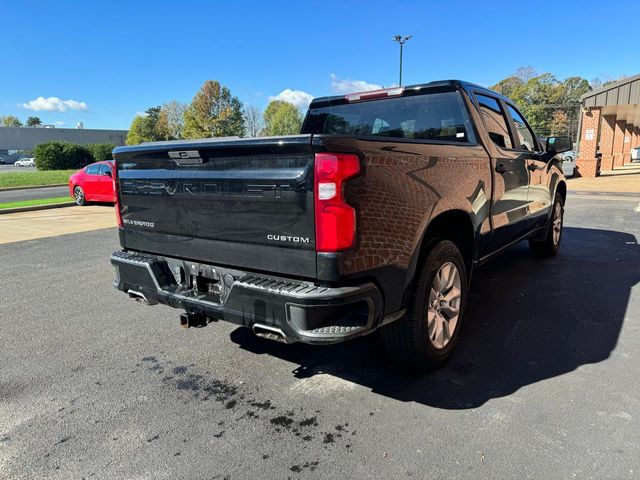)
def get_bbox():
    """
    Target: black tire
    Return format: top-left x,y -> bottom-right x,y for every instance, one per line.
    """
73,186 -> 87,206
529,194 -> 563,258
381,240 -> 468,370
